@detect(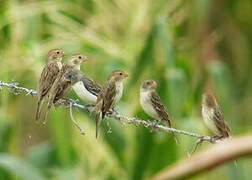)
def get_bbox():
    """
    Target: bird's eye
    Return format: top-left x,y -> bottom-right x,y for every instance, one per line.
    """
56,51 -> 60,54
119,72 -> 123,75
78,56 -> 82,59
146,82 -> 150,85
